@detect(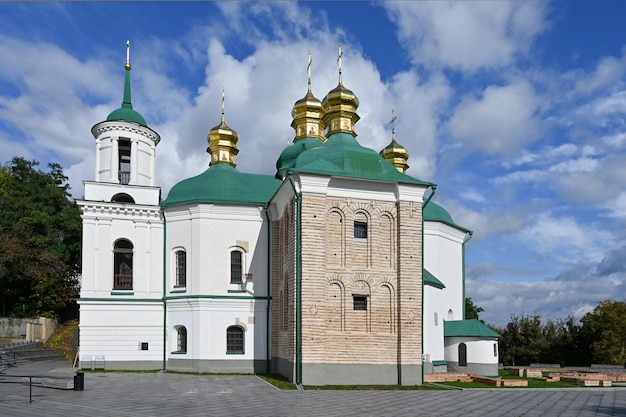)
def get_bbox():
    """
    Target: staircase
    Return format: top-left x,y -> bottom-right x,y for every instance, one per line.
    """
0,342 -> 67,373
